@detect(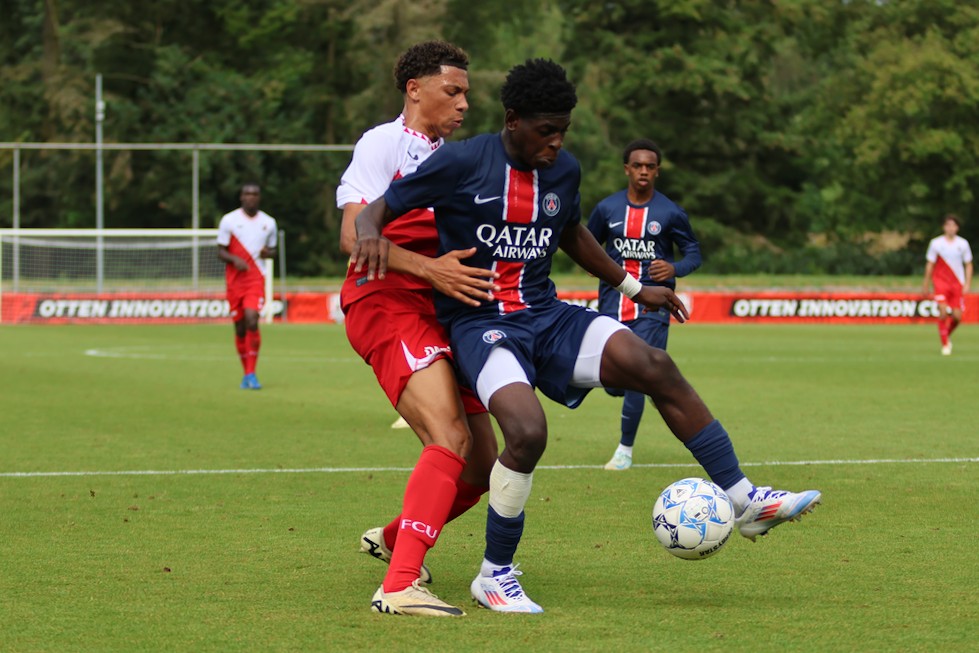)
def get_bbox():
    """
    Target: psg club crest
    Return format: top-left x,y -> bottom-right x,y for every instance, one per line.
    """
647,221 -> 662,235
482,329 -> 507,344
542,192 -> 561,216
